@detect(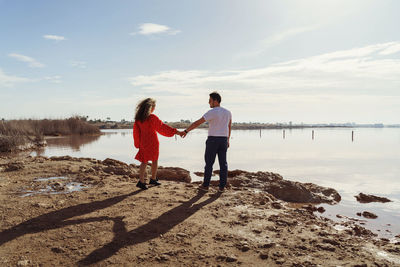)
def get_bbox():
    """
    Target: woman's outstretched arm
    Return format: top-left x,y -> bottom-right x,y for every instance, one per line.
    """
153,115 -> 177,137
